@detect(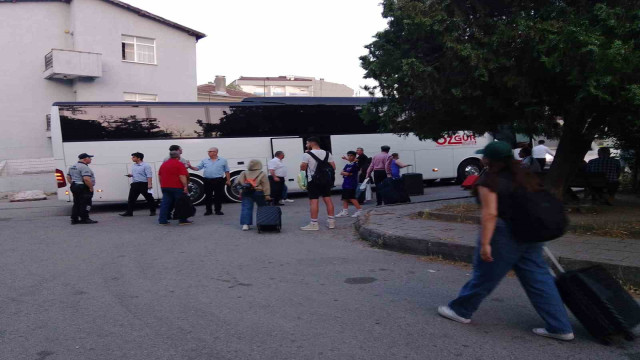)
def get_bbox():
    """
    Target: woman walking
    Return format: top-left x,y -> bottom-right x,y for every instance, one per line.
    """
438,141 -> 574,341
236,159 -> 271,231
